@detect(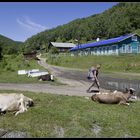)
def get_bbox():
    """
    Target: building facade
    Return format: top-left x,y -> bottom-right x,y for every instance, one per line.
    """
70,33 -> 140,55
